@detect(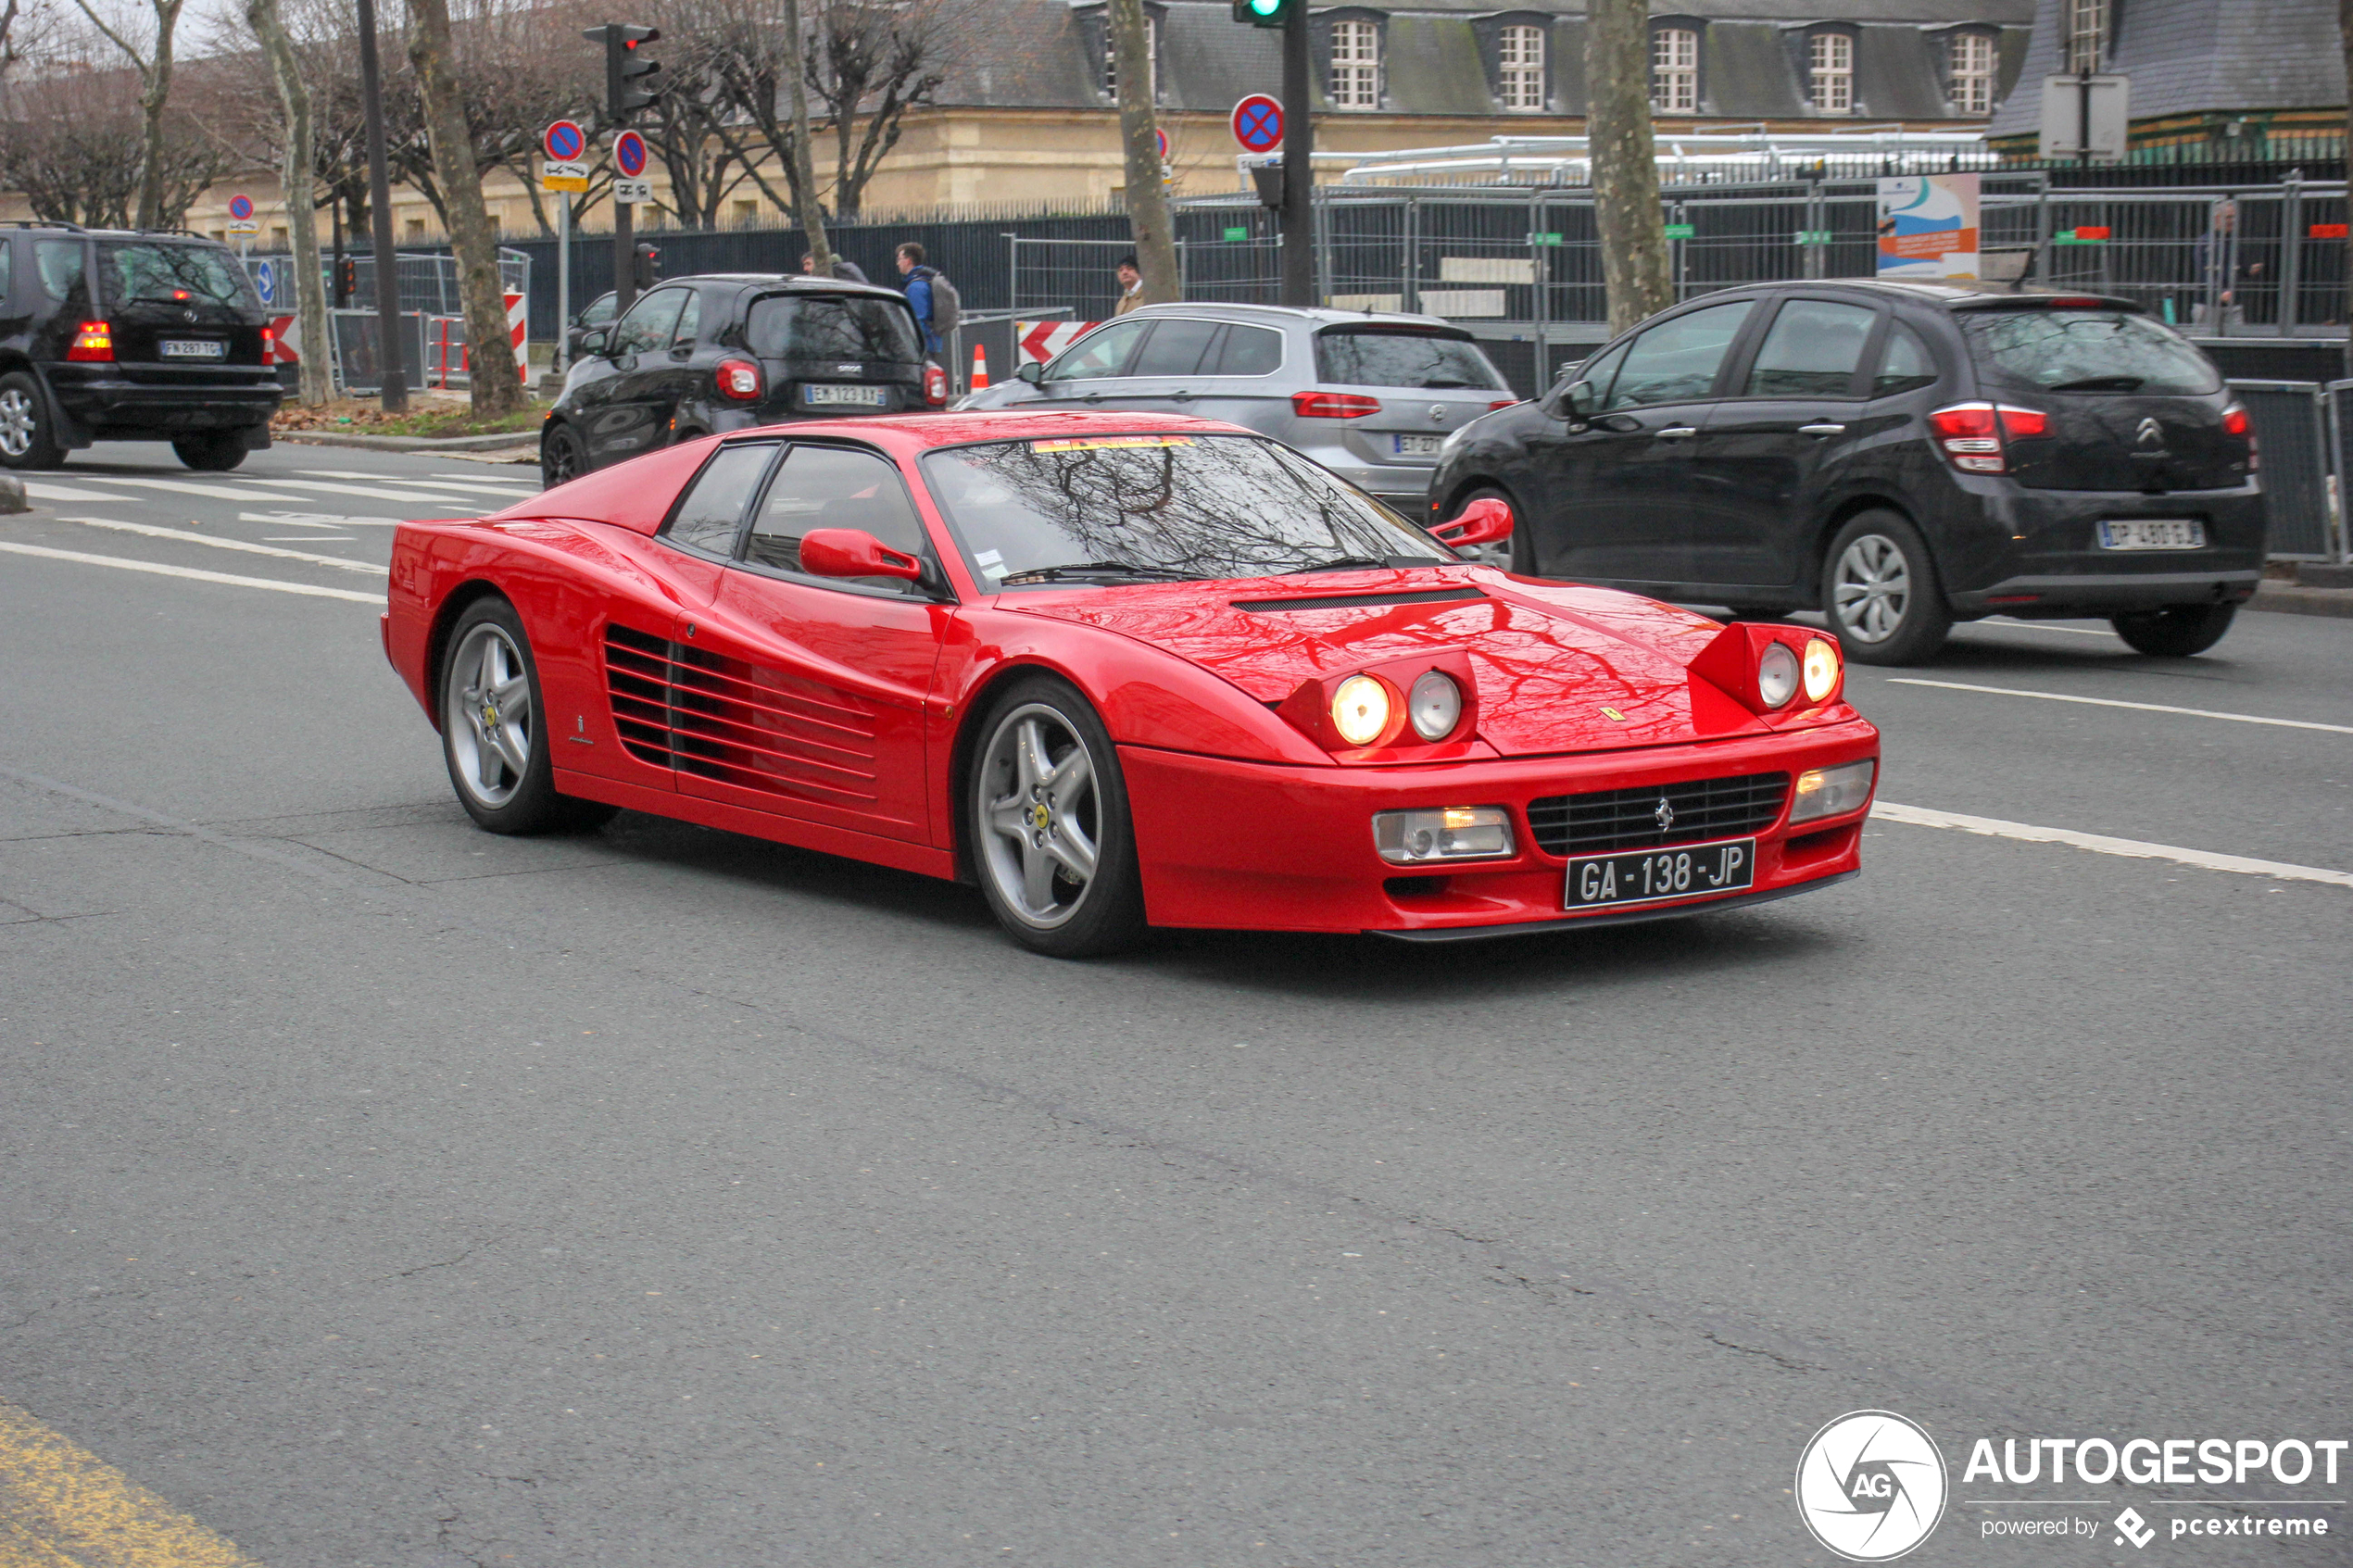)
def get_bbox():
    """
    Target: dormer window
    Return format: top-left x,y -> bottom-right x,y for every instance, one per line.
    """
1498,24 -> 1546,111
1331,19 -> 1380,109
1949,31 -> 1995,115
2066,0 -> 2108,71
1808,31 -> 1854,113
1653,27 -> 1698,113
1102,10 -> 1158,102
